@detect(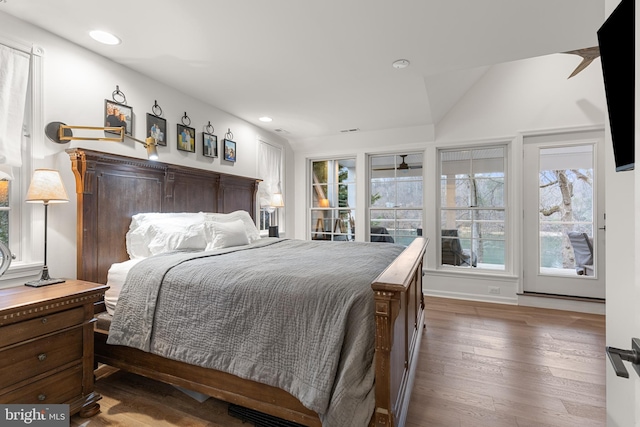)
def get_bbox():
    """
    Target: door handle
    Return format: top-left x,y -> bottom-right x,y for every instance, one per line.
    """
606,338 -> 640,378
